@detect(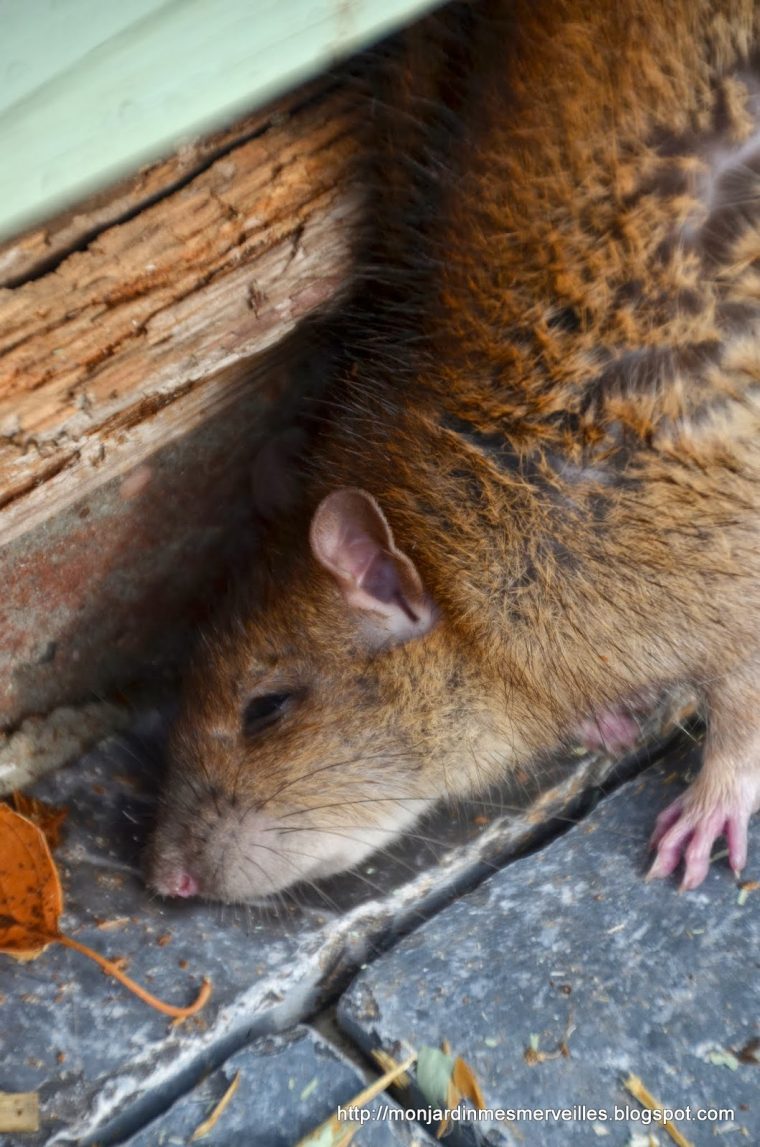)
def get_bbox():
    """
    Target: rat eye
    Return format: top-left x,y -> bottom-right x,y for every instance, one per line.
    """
242,692 -> 292,736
